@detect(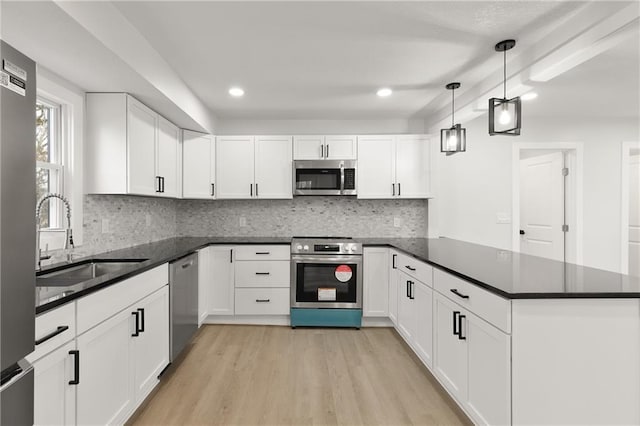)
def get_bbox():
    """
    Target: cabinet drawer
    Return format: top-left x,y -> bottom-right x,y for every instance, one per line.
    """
234,245 -> 290,261
394,252 -> 433,286
234,288 -> 289,315
433,268 -> 511,333
77,264 -> 169,334
235,261 -> 290,288
30,302 -> 76,362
